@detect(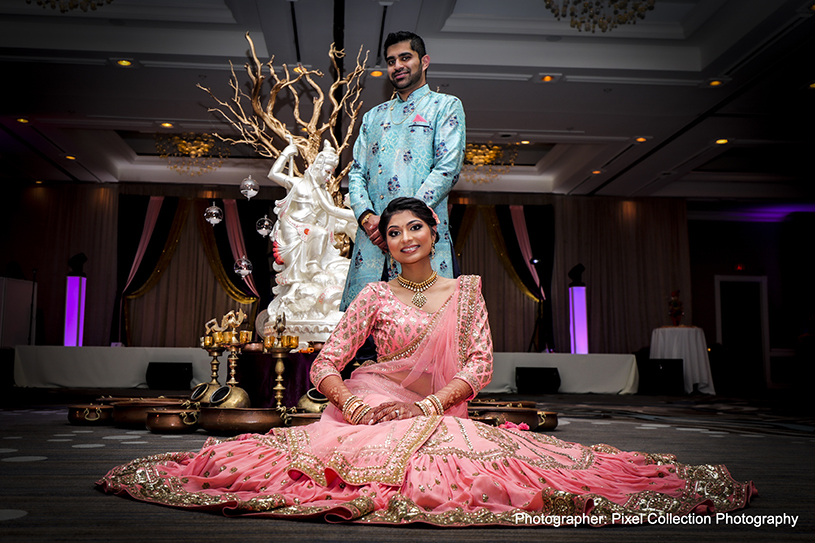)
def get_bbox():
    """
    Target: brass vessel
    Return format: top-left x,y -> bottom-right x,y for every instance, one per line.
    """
295,388 -> 328,413
209,384 -> 251,409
